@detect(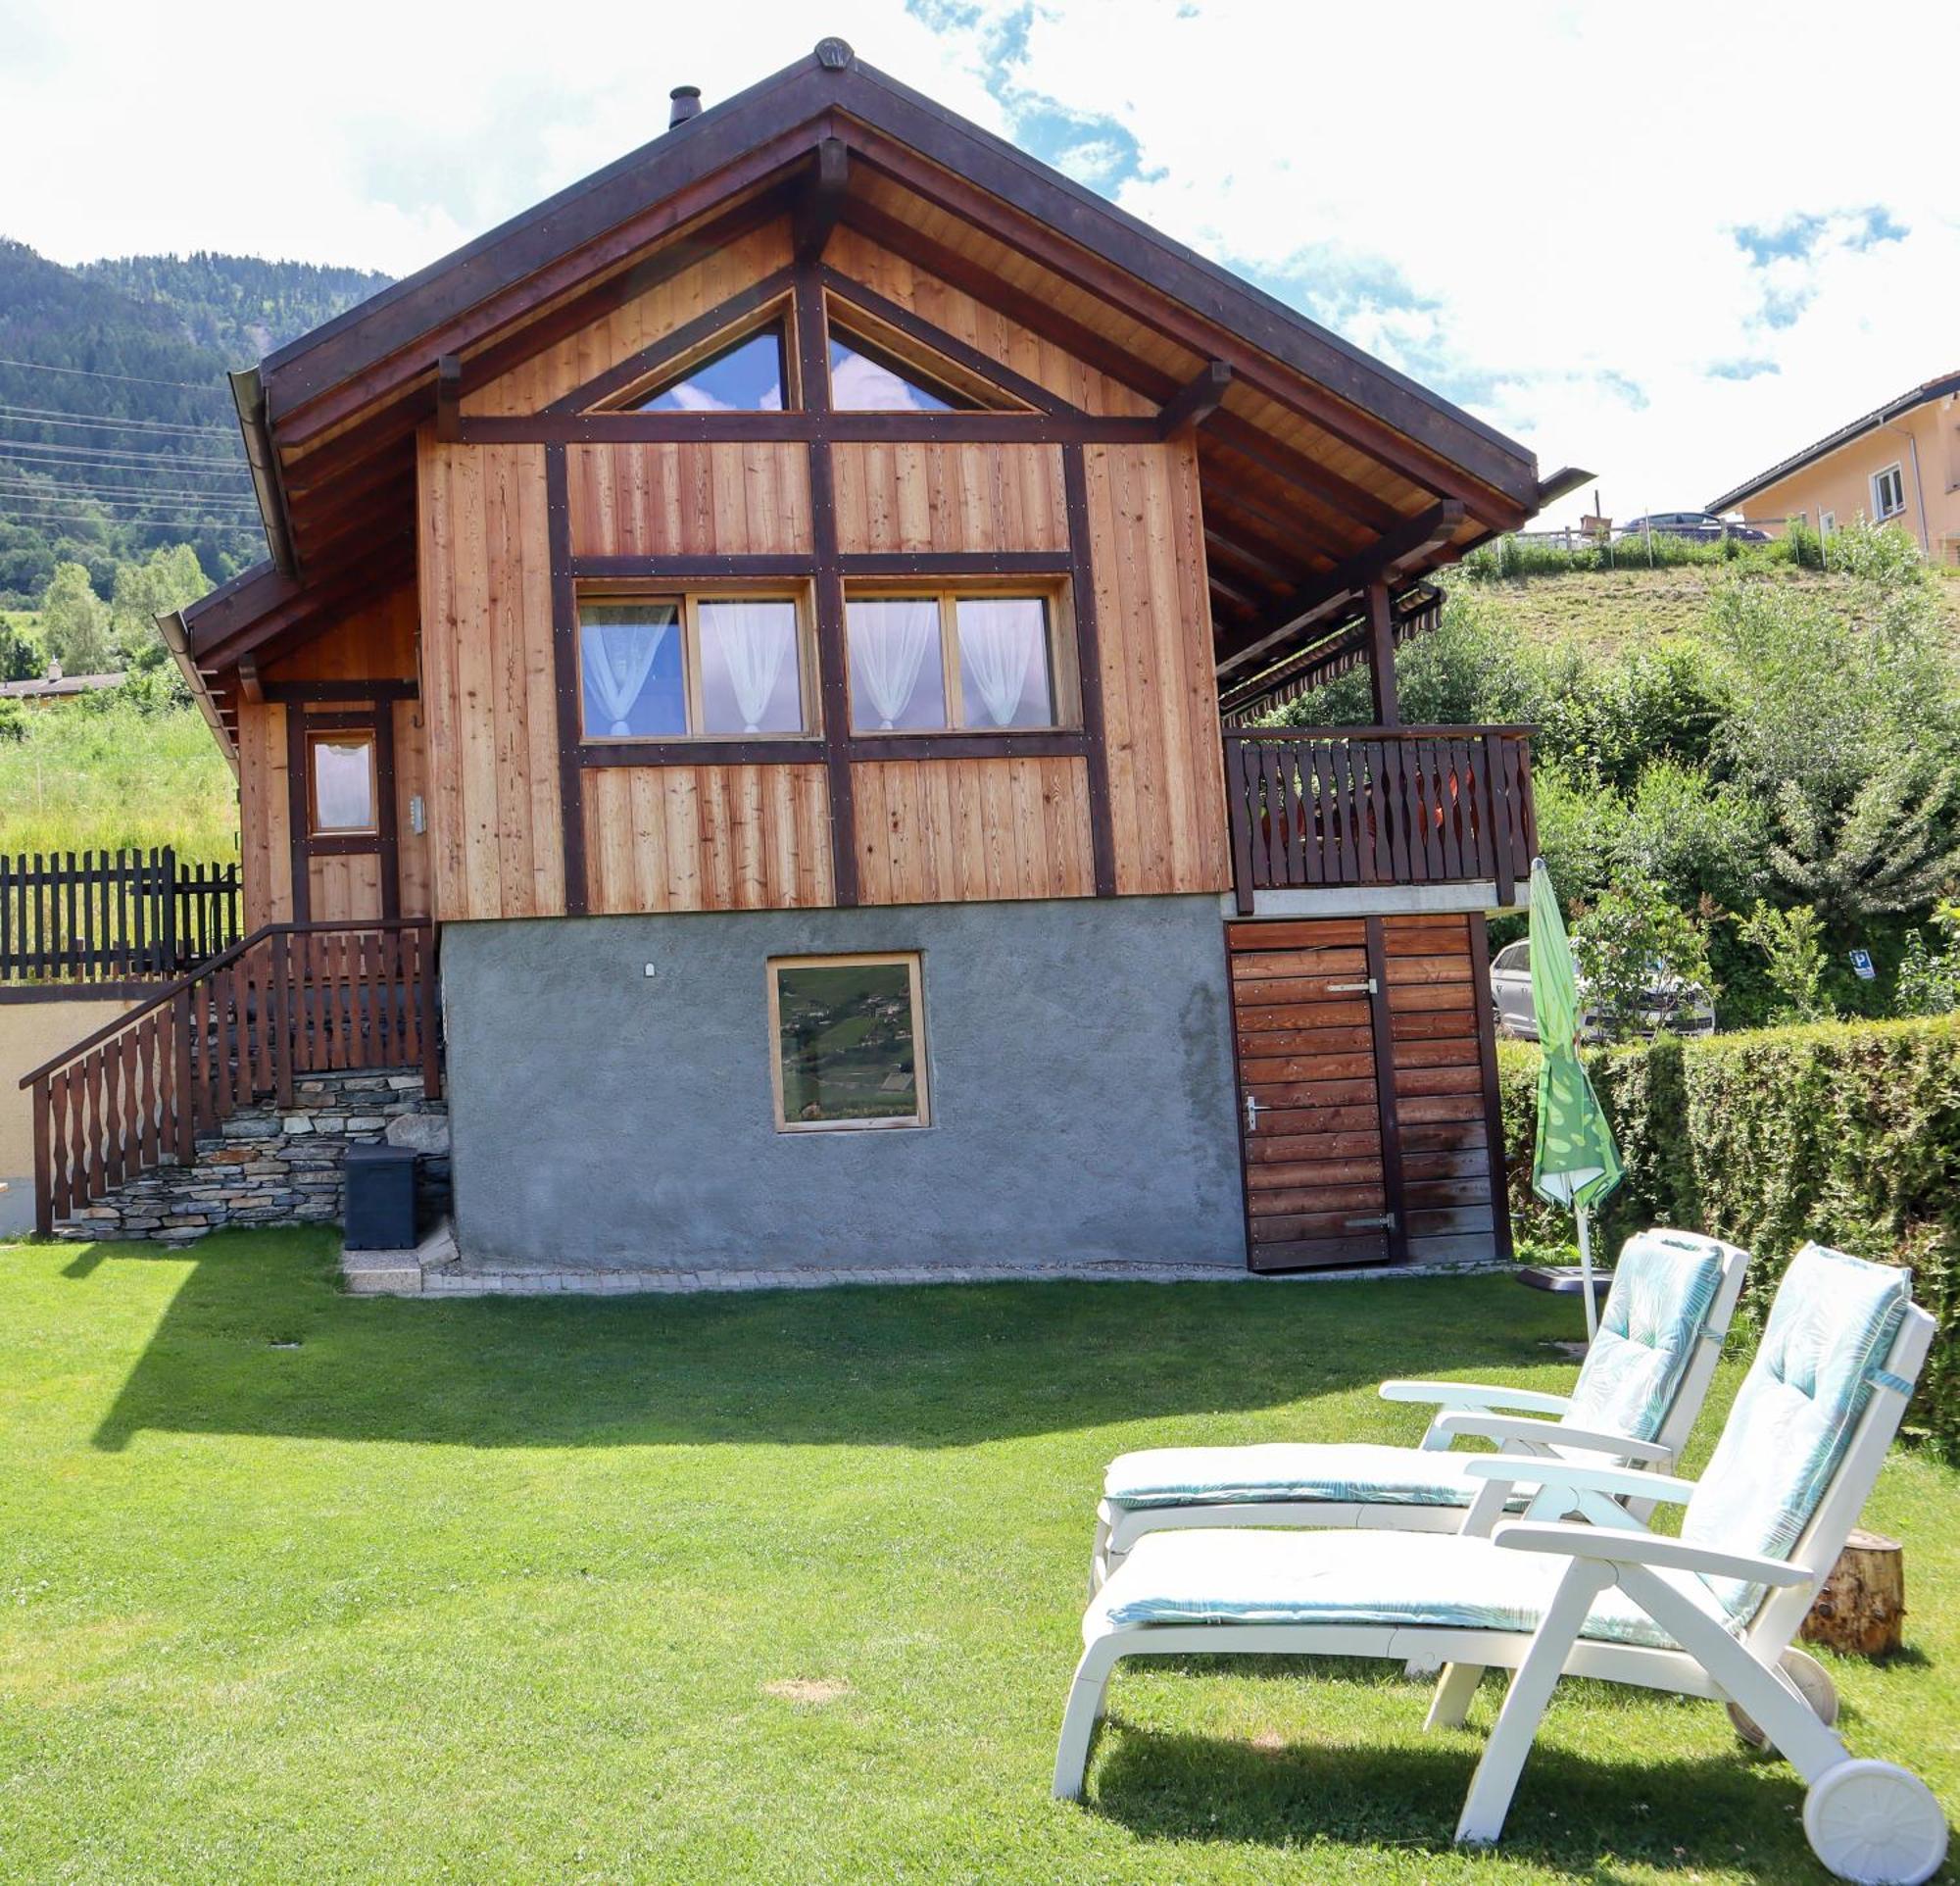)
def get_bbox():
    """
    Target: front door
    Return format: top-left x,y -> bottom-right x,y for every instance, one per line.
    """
1229,918 -> 1404,1271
